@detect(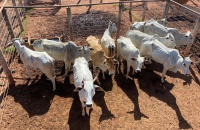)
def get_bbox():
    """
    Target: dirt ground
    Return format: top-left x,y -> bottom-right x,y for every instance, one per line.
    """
1,0 -> 200,129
